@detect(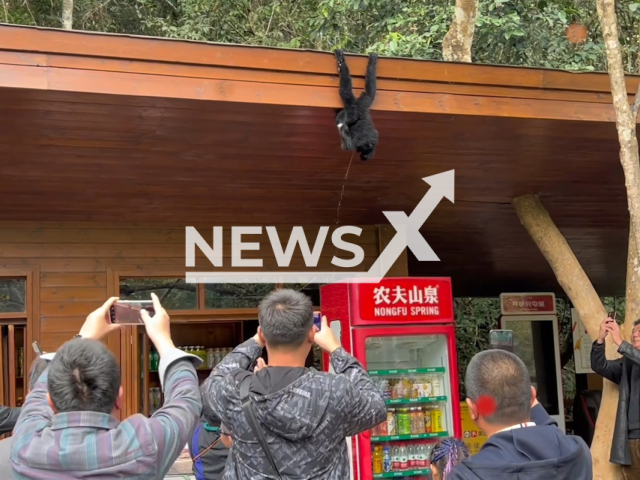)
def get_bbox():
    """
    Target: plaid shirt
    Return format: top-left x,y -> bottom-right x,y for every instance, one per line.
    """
10,348 -> 202,480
